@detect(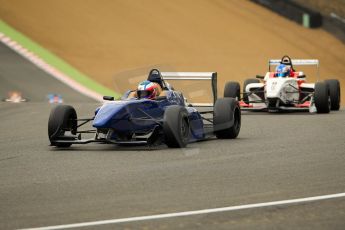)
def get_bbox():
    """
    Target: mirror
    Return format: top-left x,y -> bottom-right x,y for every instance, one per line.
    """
103,96 -> 114,101
256,75 -> 264,79
155,96 -> 167,101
